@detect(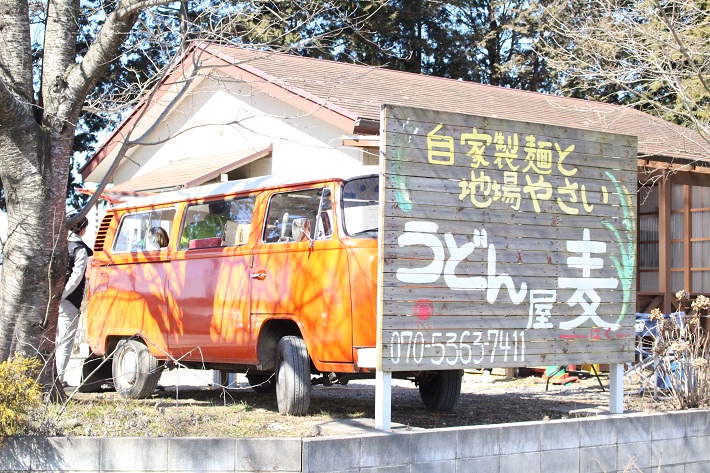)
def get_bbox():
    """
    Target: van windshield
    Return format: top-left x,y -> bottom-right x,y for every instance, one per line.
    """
342,177 -> 379,238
